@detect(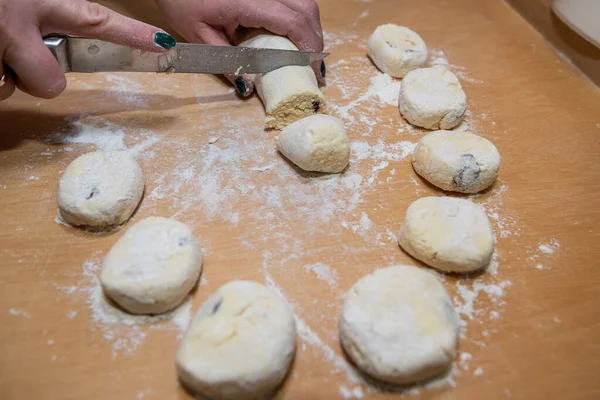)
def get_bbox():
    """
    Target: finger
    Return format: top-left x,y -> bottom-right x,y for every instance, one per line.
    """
188,24 -> 255,97
0,66 -> 16,101
234,0 -> 325,81
4,33 -> 66,99
235,0 -> 323,52
278,0 -> 323,49
276,0 -> 325,82
39,1 -> 176,52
